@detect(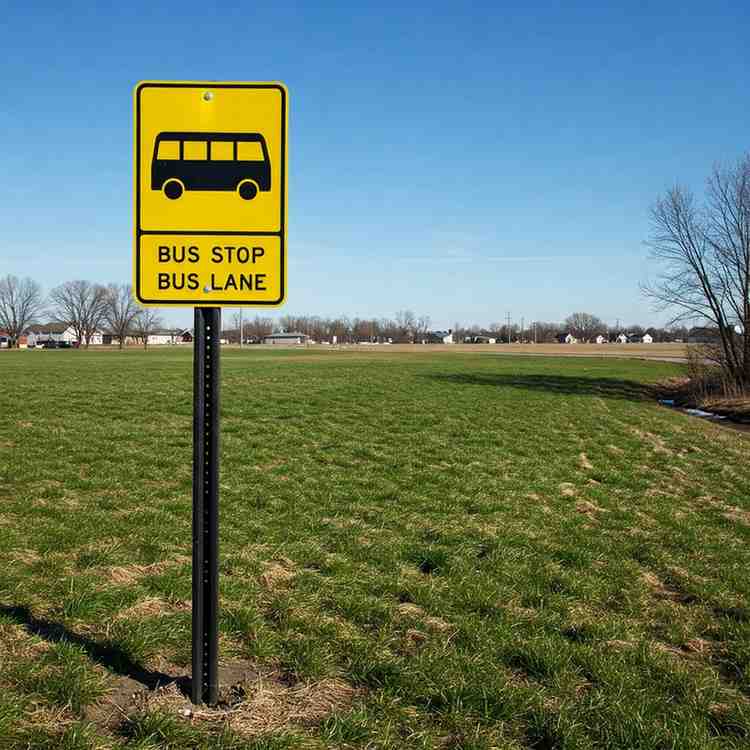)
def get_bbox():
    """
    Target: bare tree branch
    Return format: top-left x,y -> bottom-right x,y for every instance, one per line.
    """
132,308 -> 164,350
49,280 -> 108,349
103,284 -> 140,349
642,156 -> 750,384
0,275 -> 45,347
